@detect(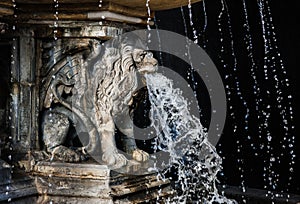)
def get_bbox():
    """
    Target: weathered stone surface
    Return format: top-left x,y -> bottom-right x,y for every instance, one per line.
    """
37,196 -> 113,204
33,162 -> 110,179
35,176 -> 111,198
0,135 -> 11,186
0,1 -> 14,17
33,161 -> 171,201
13,0 -> 201,12
36,184 -> 173,204
0,175 -> 37,202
